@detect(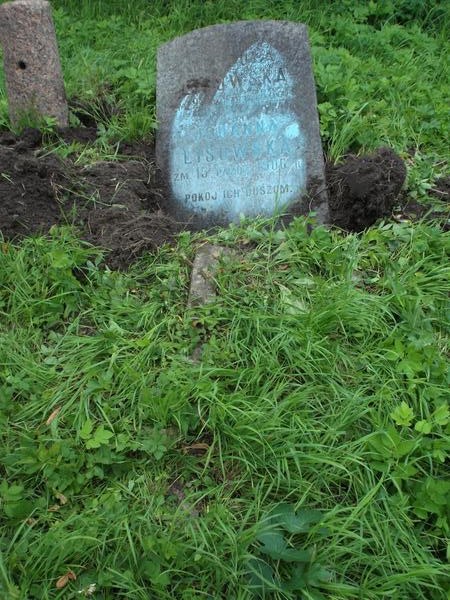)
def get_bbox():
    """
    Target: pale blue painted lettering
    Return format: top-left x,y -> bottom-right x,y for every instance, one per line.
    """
170,42 -> 306,219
